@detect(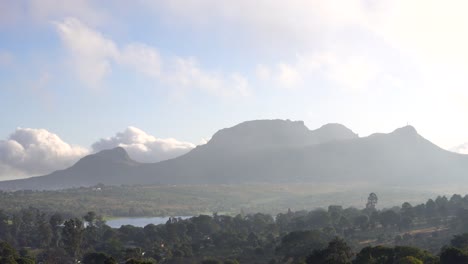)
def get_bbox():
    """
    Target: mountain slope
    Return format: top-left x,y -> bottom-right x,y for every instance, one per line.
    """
207,119 -> 357,150
0,120 -> 467,190
0,147 -> 140,190
136,125 -> 468,185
